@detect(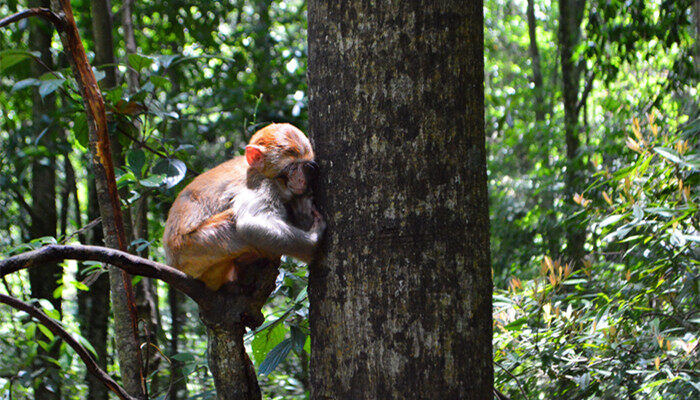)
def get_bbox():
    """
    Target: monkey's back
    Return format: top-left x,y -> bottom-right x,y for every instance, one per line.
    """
163,156 -> 249,273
